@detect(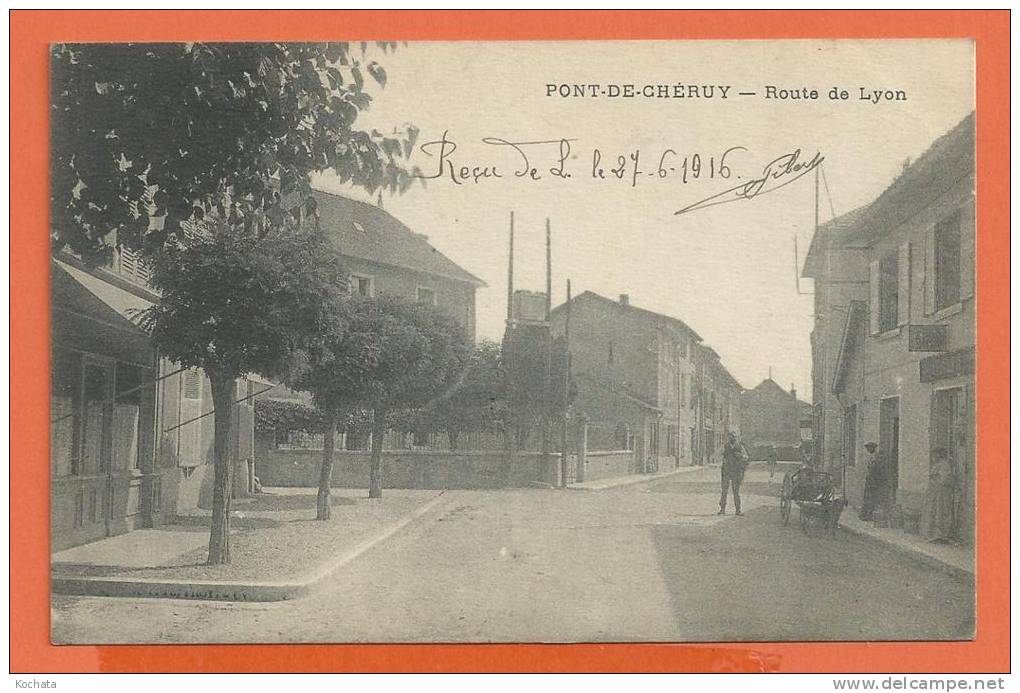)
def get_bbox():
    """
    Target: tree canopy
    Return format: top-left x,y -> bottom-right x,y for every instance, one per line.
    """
295,294 -> 473,418
51,41 -> 419,265
141,221 -> 347,381
411,339 -> 506,449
